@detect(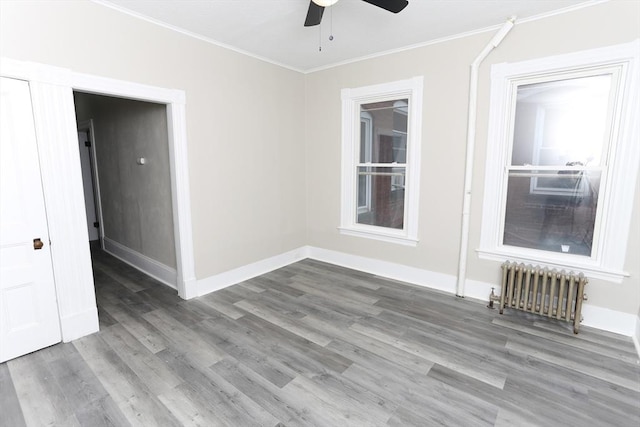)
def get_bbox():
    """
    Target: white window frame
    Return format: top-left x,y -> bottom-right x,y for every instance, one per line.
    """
340,77 -> 423,246
478,41 -> 640,282
357,111 -> 373,215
